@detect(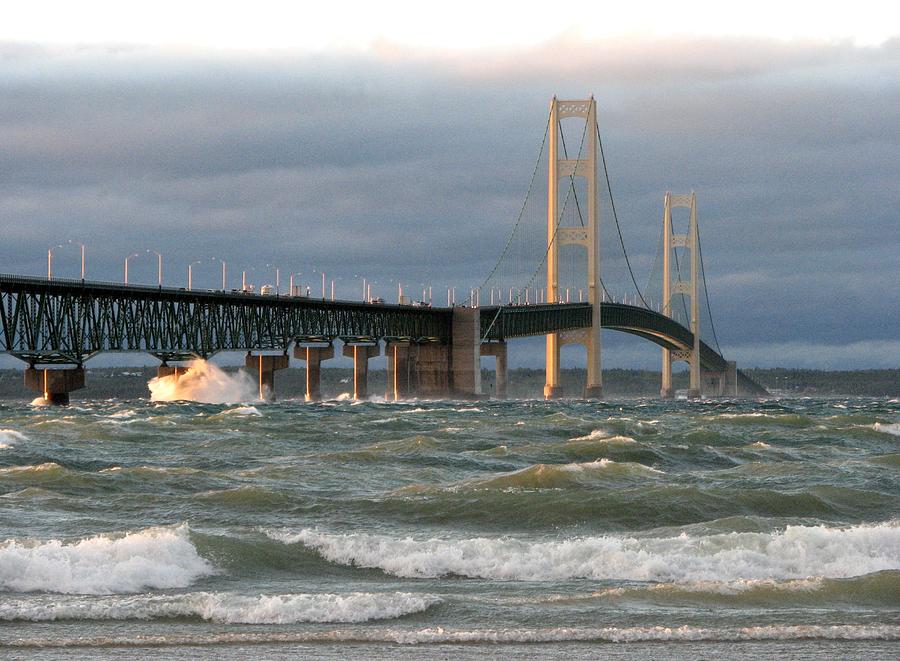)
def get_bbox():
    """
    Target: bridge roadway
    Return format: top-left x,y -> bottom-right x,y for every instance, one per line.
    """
0,274 -> 765,400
